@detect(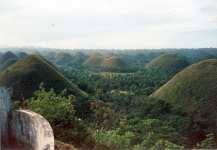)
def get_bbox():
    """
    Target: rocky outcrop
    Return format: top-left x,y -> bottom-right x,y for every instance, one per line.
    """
0,87 -> 55,150
0,87 -> 11,146
9,110 -> 55,150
